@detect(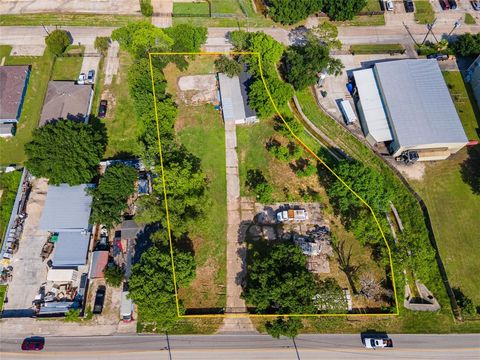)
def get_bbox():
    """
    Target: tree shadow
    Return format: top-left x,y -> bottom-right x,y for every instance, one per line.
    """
331,239 -> 360,294
460,146 -> 480,195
